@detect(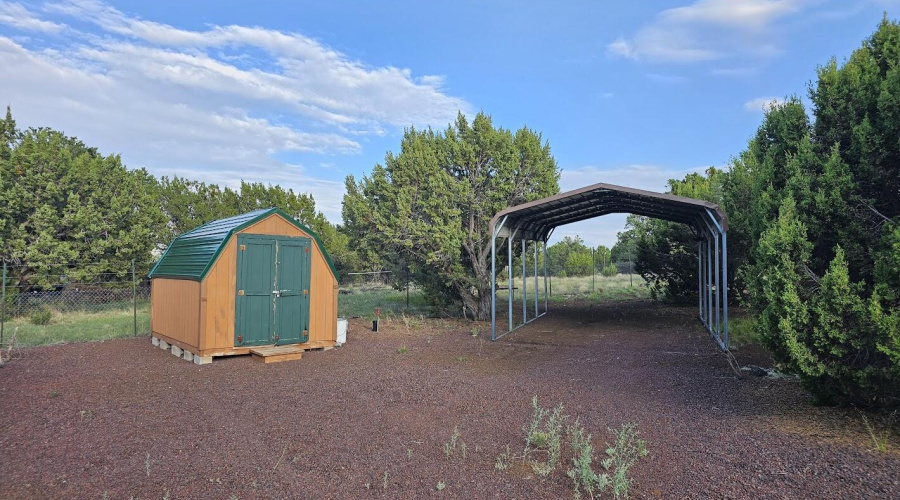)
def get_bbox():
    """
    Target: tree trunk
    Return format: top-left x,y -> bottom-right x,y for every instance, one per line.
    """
454,282 -> 493,321
475,286 -> 492,321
